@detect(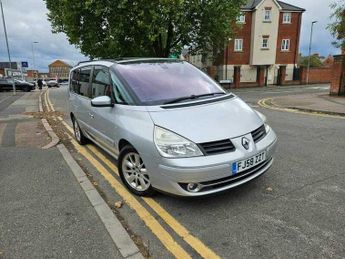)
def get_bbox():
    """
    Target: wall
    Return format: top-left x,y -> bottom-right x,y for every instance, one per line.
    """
250,0 -> 280,65
330,55 -> 345,96
300,66 -> 332,84
276,12 -> 301,64
226,12 -> 252,65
